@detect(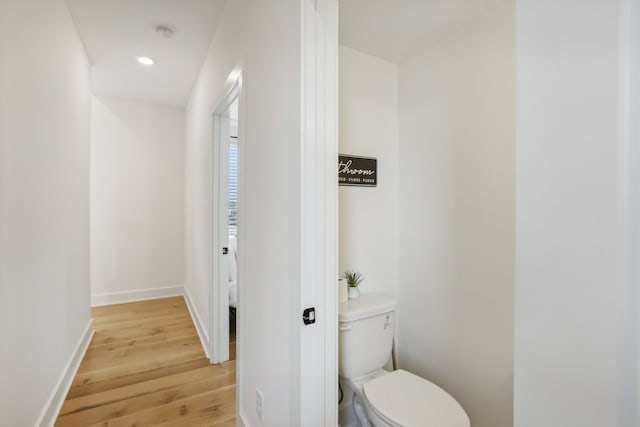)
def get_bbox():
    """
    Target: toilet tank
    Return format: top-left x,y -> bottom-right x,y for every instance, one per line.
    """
339,294 -> 396,379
